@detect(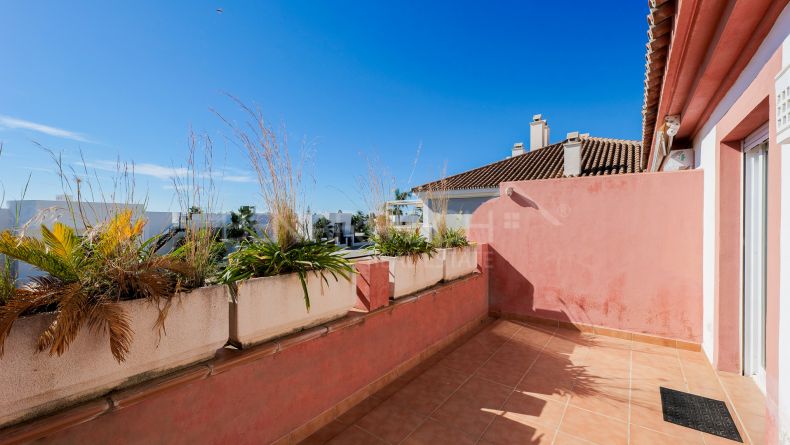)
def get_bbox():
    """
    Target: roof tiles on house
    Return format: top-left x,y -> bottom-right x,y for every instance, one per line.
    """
413,136 -> 643,192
